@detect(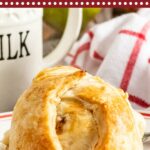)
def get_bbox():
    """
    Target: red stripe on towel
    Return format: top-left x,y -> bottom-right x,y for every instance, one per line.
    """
87,31 -> 94,39
120,21 -> 150,92
71,42 -> 90,65
93,51 -> 104,61
140,112 -> 150,118
119,29 -> 146,40
129,94 -> 150,108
